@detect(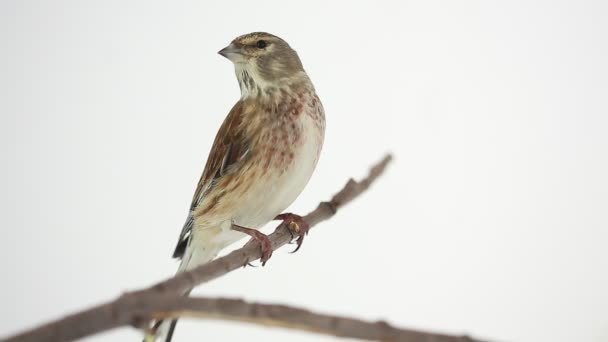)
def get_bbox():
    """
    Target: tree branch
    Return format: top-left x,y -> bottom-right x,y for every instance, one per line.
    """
0,154 -> 486,342
147,296 -> 480,342
156,295 -> 483,342
149,153 -> 394,295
